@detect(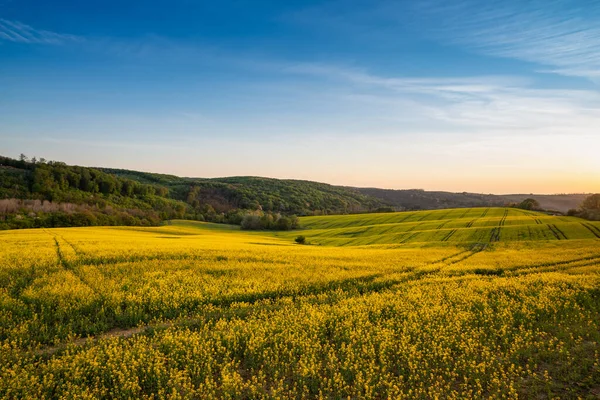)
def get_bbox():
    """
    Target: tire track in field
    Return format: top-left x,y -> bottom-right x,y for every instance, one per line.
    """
458,208 -> 471,219
396,212 -> 416,224
588,223 -> 600,236
406,222 -> 425,232
441,229 -> 457,242
399,232 -> 419,244
489,209 -> 507,242
429,243 -> 487,266
506,253 -> 600,275
489,227 -> 501,242
510,257 -> 600,276
435,210 -> 452,222
467,207 -> 491,229
581,222 -> 600,239
444,243 -> 488,266
33,274 -> 402,356
429,249 -> 472,264
41,229 -> 72,269
56,234 -> 83,255
41,230 -> 105,296
499,209 -> 508,227
417,211 -> 433,222
437,220 -> 450,230
53,237 -> 72,270
547,224 -> 568,240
